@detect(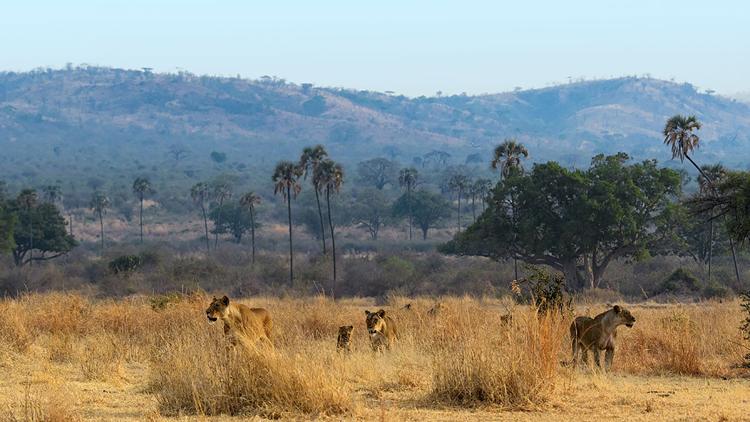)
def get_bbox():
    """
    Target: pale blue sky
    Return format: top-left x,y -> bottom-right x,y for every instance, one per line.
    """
2,1 -> 748,96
